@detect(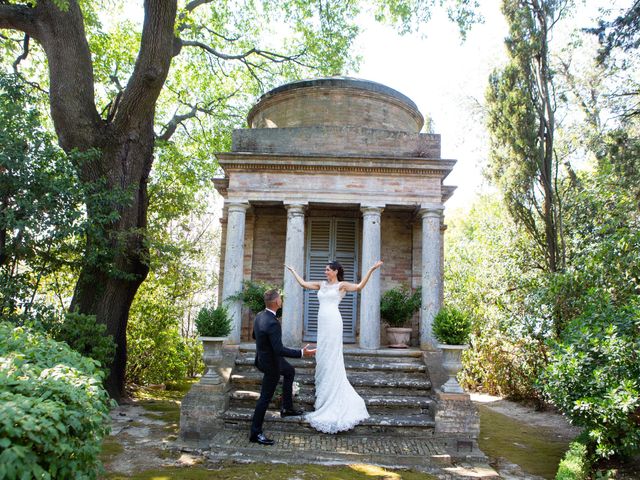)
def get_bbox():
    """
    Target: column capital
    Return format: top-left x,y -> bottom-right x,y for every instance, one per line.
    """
361,205 -> 384,216
419,204 -> 444,218
285,203 -> 307,217
225,201 -> 250,214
